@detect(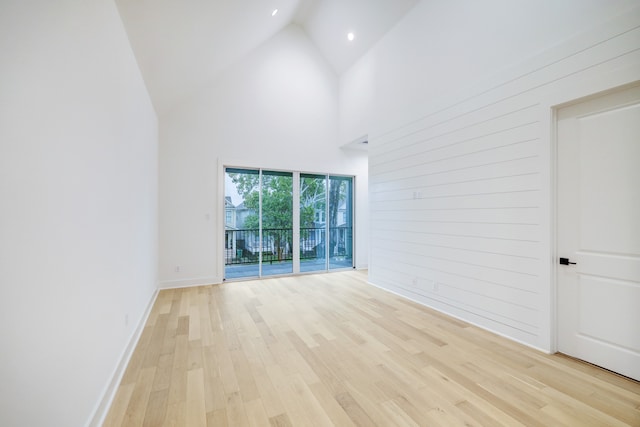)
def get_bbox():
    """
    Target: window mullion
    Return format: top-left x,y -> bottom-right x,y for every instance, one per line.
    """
292,172 -> 300,274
